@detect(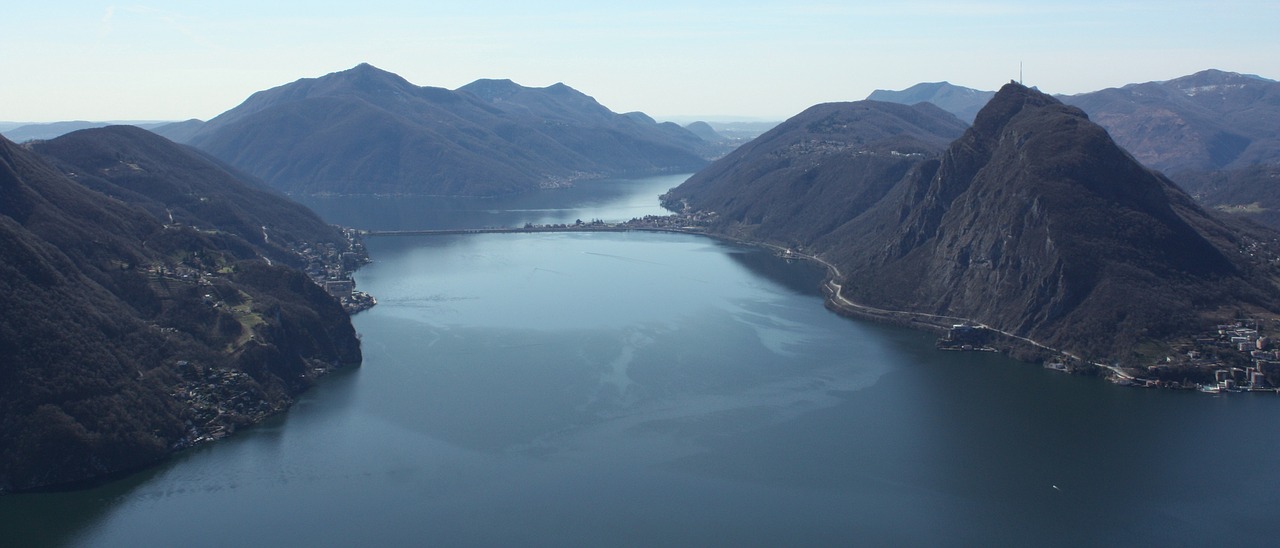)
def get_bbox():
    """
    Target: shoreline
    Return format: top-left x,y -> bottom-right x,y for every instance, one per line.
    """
363,218 -> 1276,393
